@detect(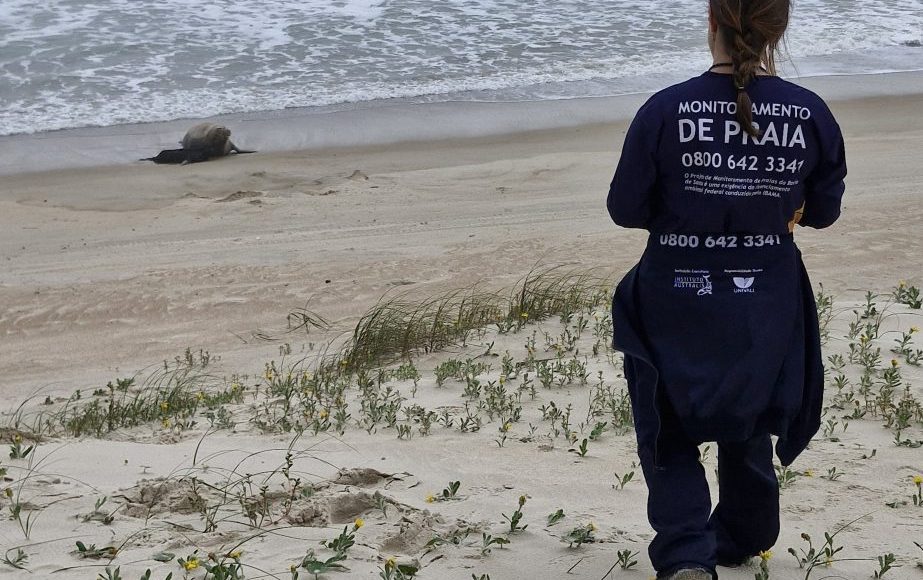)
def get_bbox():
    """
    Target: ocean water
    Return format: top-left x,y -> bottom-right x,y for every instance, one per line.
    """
1,0 -> 922,136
